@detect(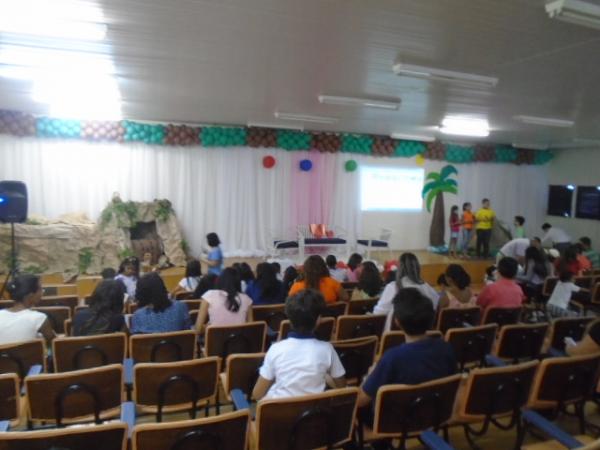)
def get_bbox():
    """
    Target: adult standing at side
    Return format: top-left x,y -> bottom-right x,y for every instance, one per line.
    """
475,198 -> 495,259
541,223 -> 571,254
